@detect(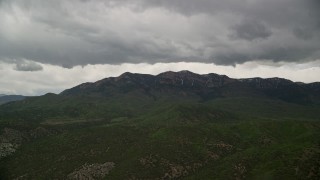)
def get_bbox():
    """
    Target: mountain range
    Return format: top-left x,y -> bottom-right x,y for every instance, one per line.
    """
0,95 -> 27,105
0,71 -> 319,179
61,70 -> 320,104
